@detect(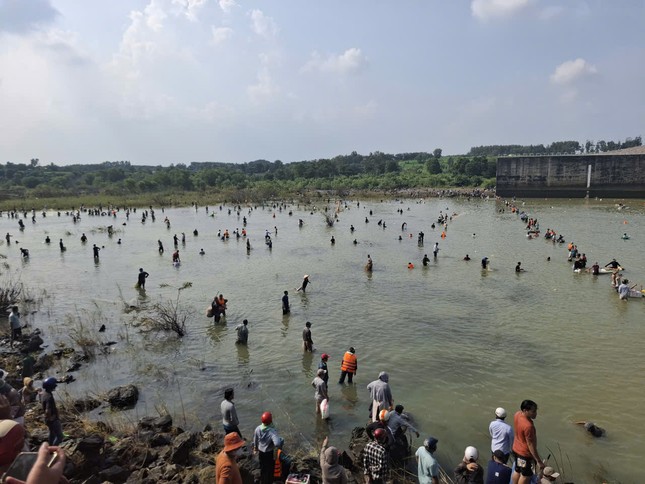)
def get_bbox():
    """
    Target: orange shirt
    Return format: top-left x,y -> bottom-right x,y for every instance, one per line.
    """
512,411 -> 536,457
216,450 -> 243,484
